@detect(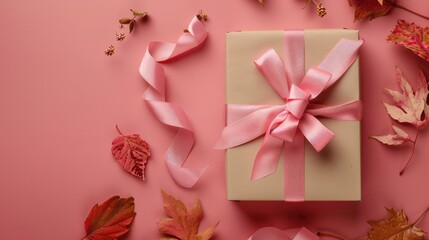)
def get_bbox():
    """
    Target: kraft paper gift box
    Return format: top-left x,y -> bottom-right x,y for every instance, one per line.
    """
223,30 -> 361,201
